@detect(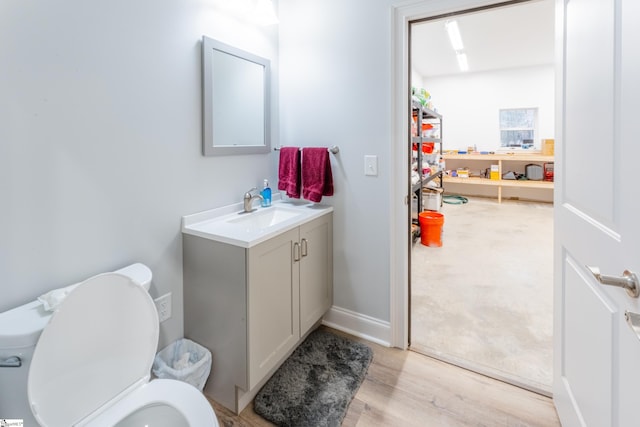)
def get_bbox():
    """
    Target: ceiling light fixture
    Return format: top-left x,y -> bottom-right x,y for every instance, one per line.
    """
456,52 -> 469,72
445,20 -> 468,72
254,0 -> 279,26
445,20 -> 464,51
